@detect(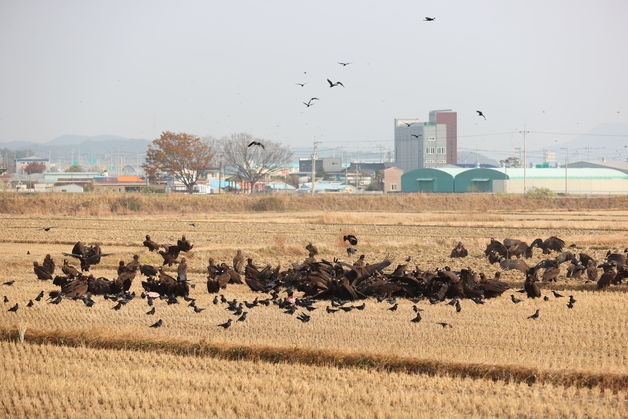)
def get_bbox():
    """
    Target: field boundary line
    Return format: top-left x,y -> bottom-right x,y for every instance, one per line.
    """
1,326 -> 625,392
